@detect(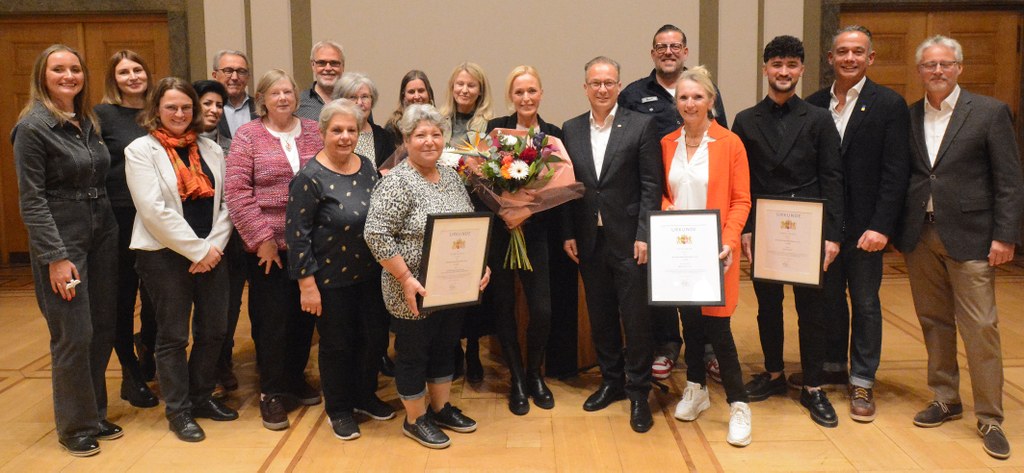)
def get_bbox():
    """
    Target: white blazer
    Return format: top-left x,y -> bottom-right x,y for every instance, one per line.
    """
124,134 -> 233,262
